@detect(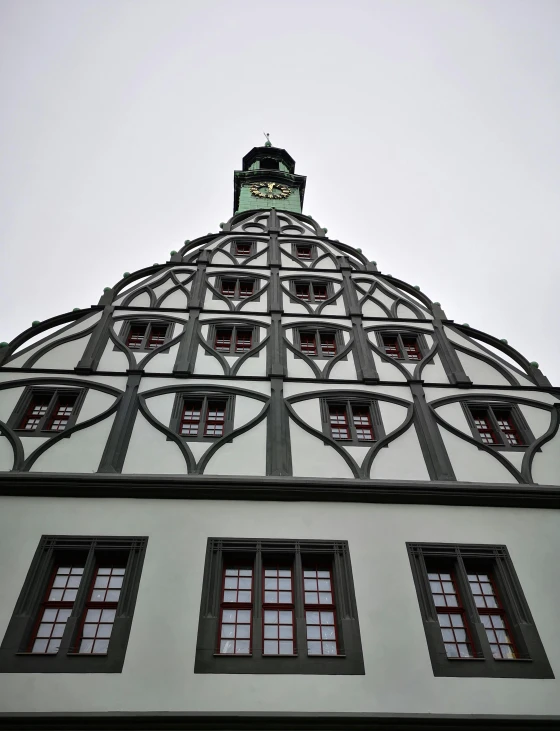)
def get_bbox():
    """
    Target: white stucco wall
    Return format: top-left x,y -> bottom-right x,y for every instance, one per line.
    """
0,496 -> 558,715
